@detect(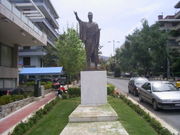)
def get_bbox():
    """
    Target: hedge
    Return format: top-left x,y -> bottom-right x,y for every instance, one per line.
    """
11,98 -> 59,135
0,95 -> 25,105
24,81 -> 52,90
107,83 -> 173,135
118,94 -> 173,135
107,84 -> 115,95
67,85 -> 115,99
67,87 -> 80,98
